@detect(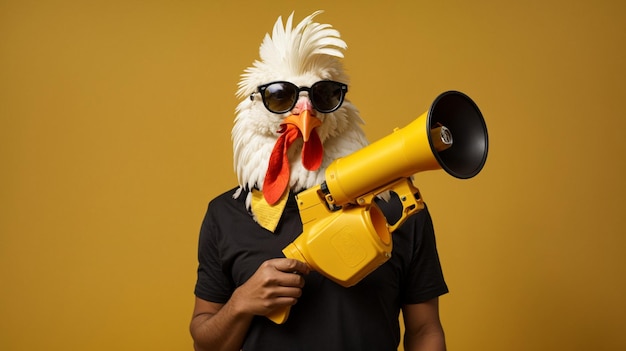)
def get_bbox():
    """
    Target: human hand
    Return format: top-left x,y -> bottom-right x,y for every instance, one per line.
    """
230,258 -> 310,317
